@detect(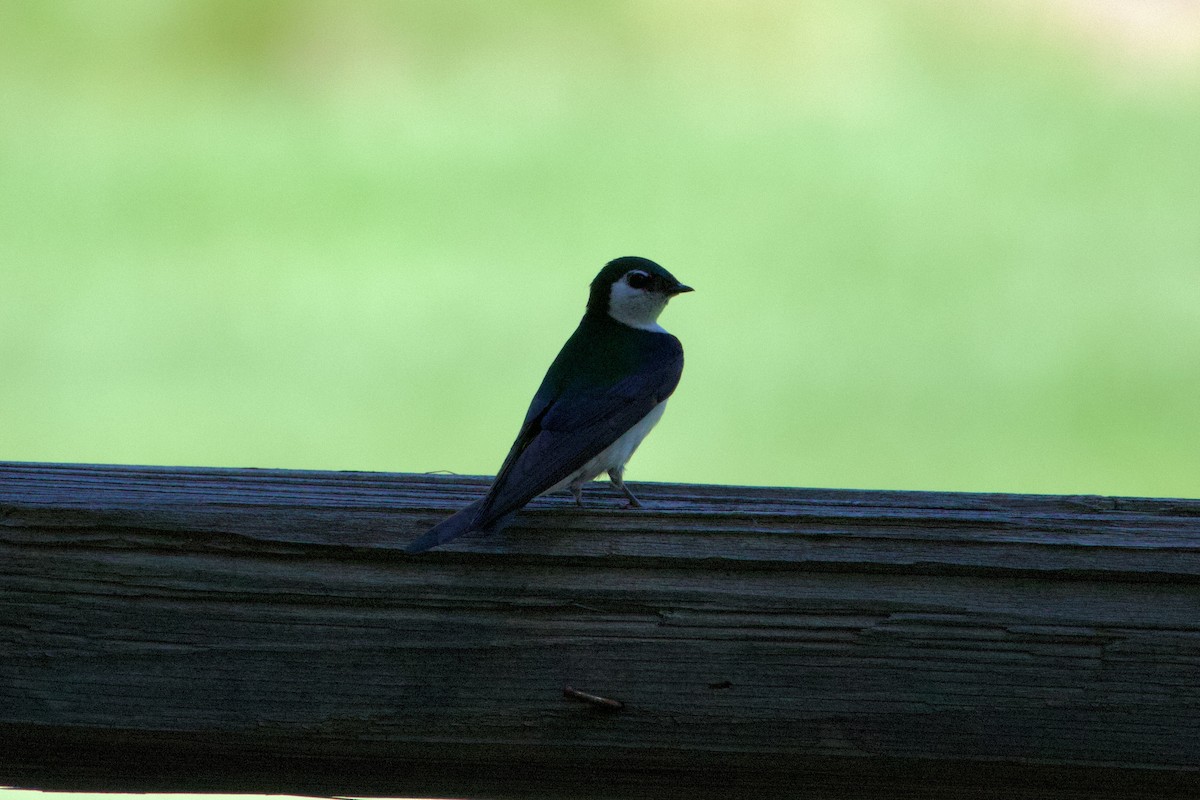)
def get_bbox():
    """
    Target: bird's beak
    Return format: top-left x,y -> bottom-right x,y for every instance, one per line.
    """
667,283 -> 694,296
